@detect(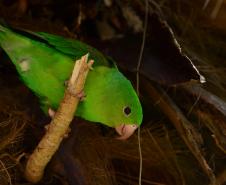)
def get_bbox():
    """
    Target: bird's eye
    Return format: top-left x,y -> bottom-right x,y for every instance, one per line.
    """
123,106 -> 131,116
